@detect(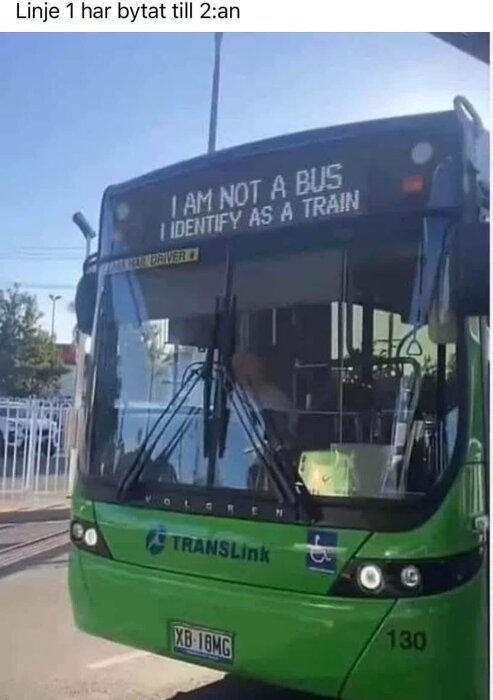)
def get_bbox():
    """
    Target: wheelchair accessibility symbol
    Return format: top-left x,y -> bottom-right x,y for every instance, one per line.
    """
306,530 -> 337,573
